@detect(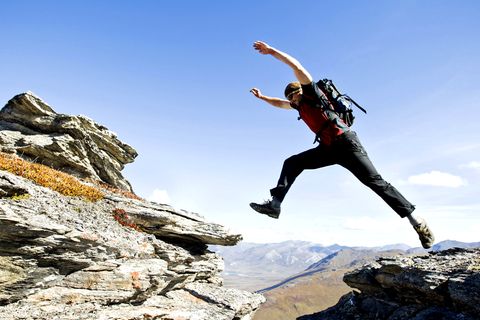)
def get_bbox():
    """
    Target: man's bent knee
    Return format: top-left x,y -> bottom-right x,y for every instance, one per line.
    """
284,155 -> 300,168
